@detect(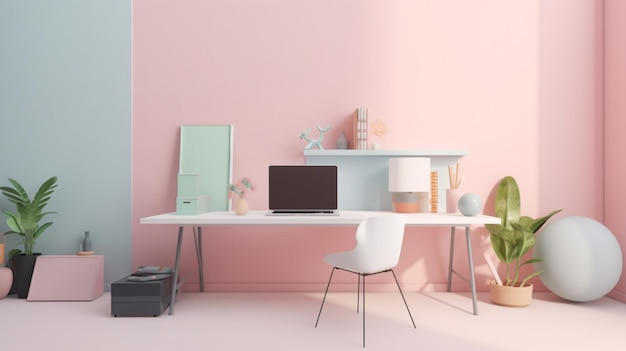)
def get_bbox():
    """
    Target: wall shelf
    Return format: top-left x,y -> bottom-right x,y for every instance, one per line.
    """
304,149 -> 467,157
304,149 -> 468,211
